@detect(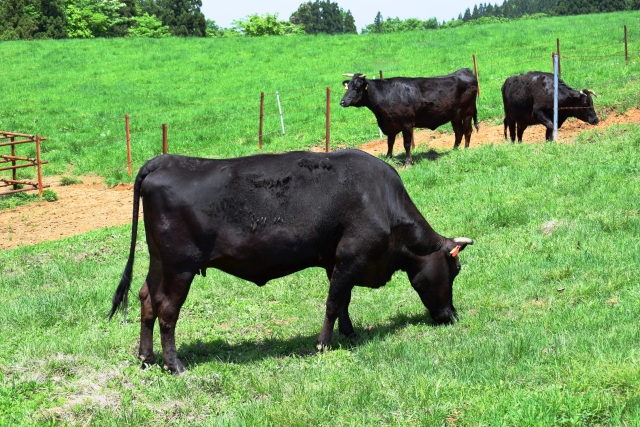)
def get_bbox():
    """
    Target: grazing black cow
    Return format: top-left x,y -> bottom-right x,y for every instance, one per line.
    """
108,150 -> 473,374
340,69 -> 479,166
502,71 -> 599,142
